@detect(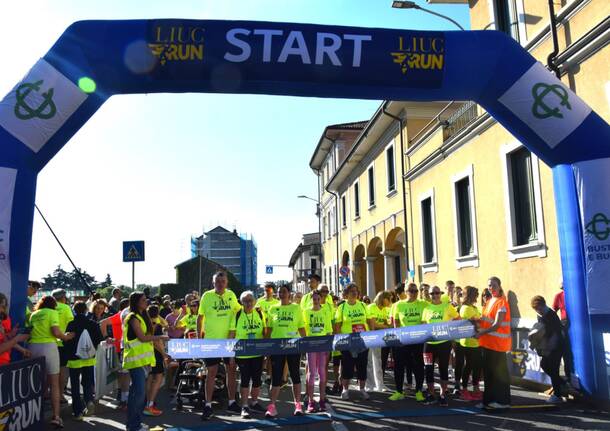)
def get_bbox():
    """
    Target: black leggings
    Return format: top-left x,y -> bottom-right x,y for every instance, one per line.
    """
394,344 -> 424,392
423,342 -> 451,387
456,345 -> 482,388
236,356 -> 263,389
340,350 -> 368,381
270,354 -> 301,387
381,347 -> 390,372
